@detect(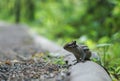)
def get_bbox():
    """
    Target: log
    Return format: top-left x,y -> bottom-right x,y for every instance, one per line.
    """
69,61 -> 112,81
